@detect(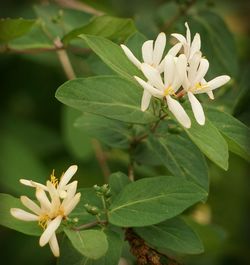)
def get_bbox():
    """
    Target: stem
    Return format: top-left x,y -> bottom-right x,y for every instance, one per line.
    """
92,139 -> 111,183
101,195 -> 109,220
55,0 -> 104,15
73,220 -> 108,231
54,37 -> 76,80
